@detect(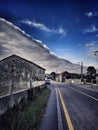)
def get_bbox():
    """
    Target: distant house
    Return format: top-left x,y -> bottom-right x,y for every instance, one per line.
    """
0,54 -> 45,89
55,71 -> 71,82
55,73 -> 62,82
